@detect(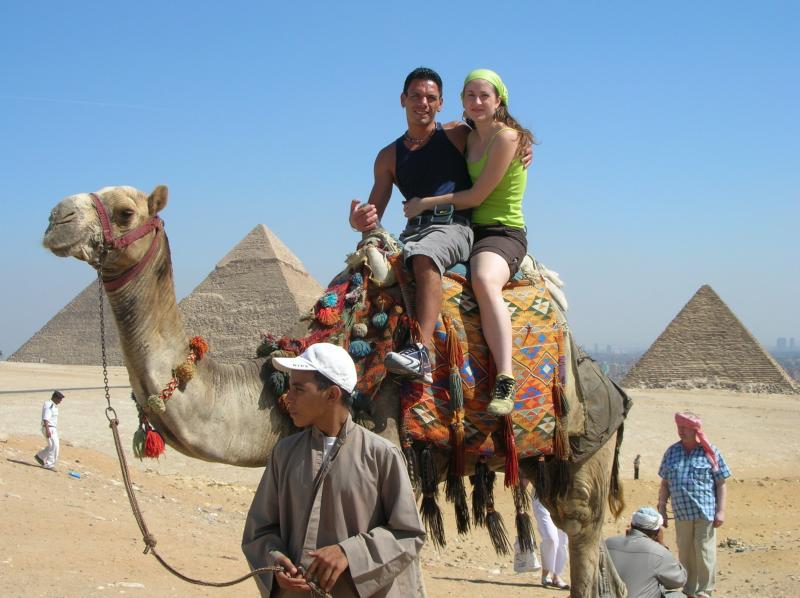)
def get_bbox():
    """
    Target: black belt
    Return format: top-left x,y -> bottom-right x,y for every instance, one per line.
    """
406,211 -> 470,228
